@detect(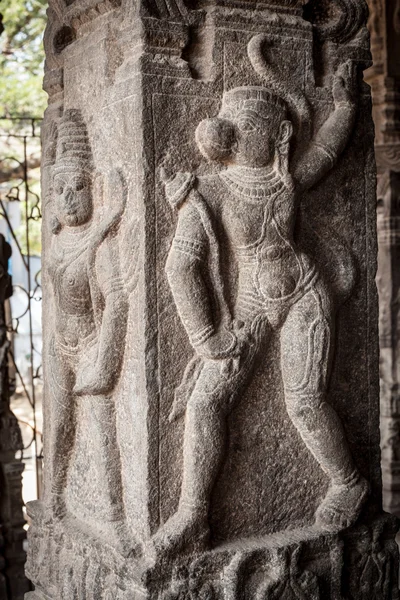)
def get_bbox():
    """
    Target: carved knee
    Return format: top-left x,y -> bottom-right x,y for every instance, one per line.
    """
285,393 -> 325,434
